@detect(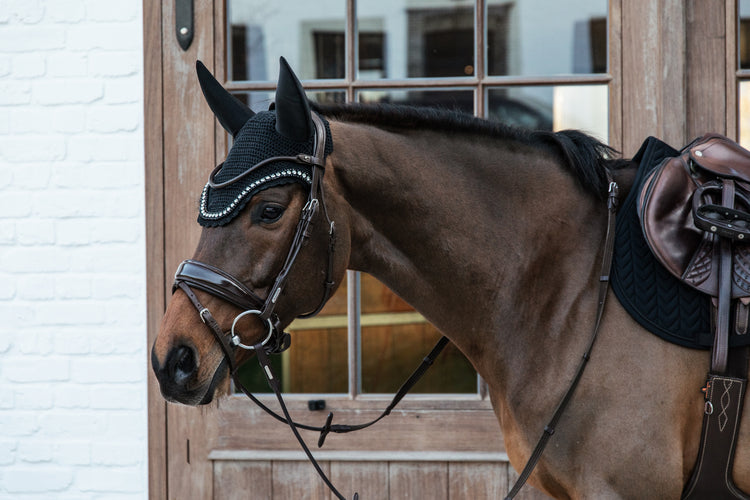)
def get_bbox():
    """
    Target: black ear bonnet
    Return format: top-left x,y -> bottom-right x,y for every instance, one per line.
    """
197,111 -> 332,227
